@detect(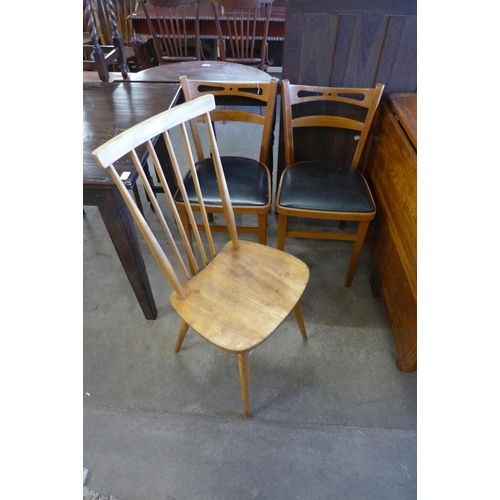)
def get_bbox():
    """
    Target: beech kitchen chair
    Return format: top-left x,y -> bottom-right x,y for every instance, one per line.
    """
92,94 -> 309,418
210,0 -> 274,71
139,0 -> 202,64
176,75 -> 278,245
276,80 -> 384,286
